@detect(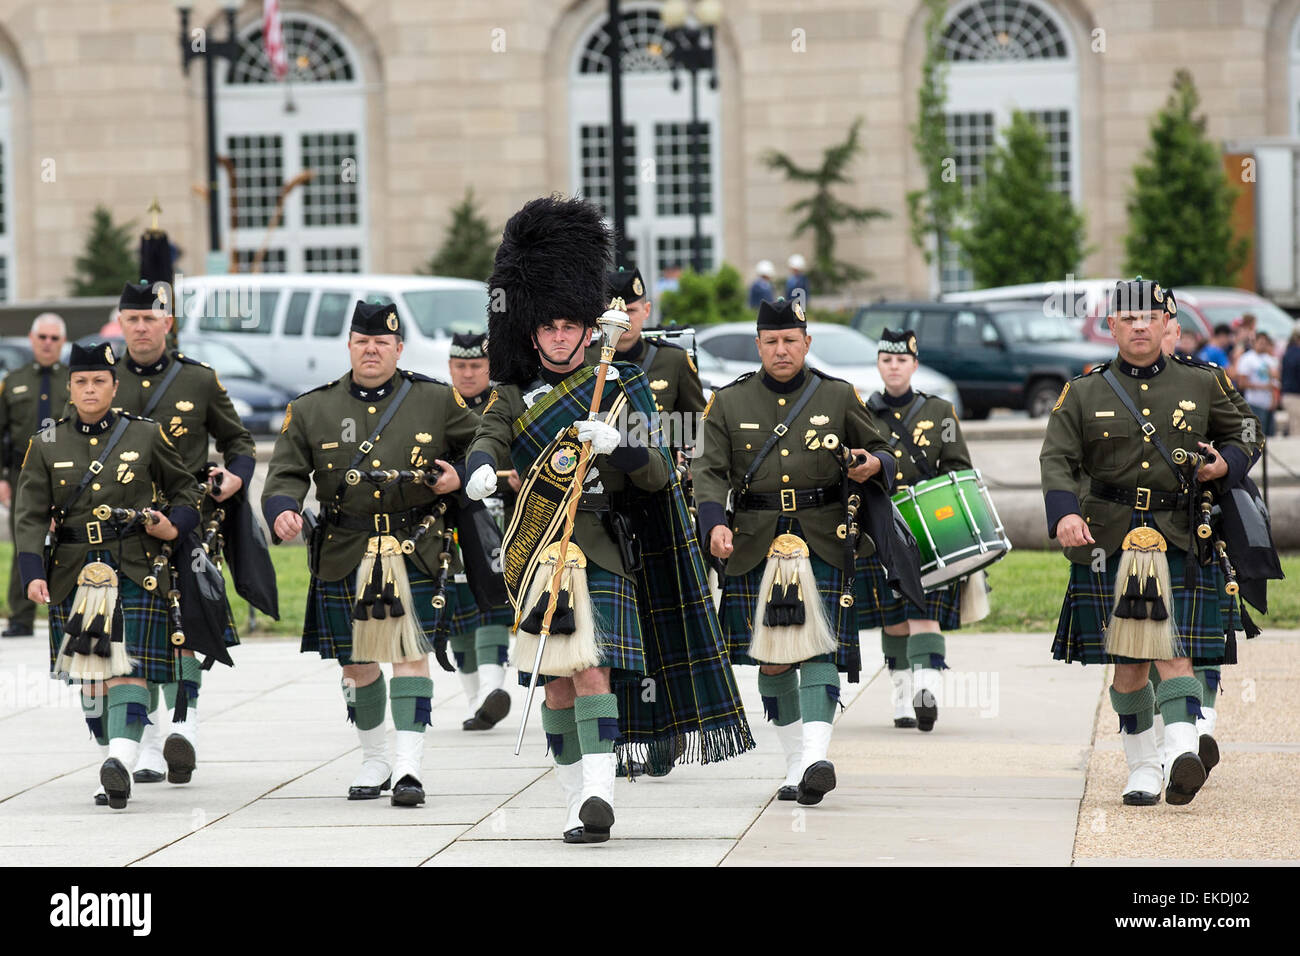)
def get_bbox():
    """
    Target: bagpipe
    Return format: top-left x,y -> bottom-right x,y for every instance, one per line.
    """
197,462 -> 279,620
